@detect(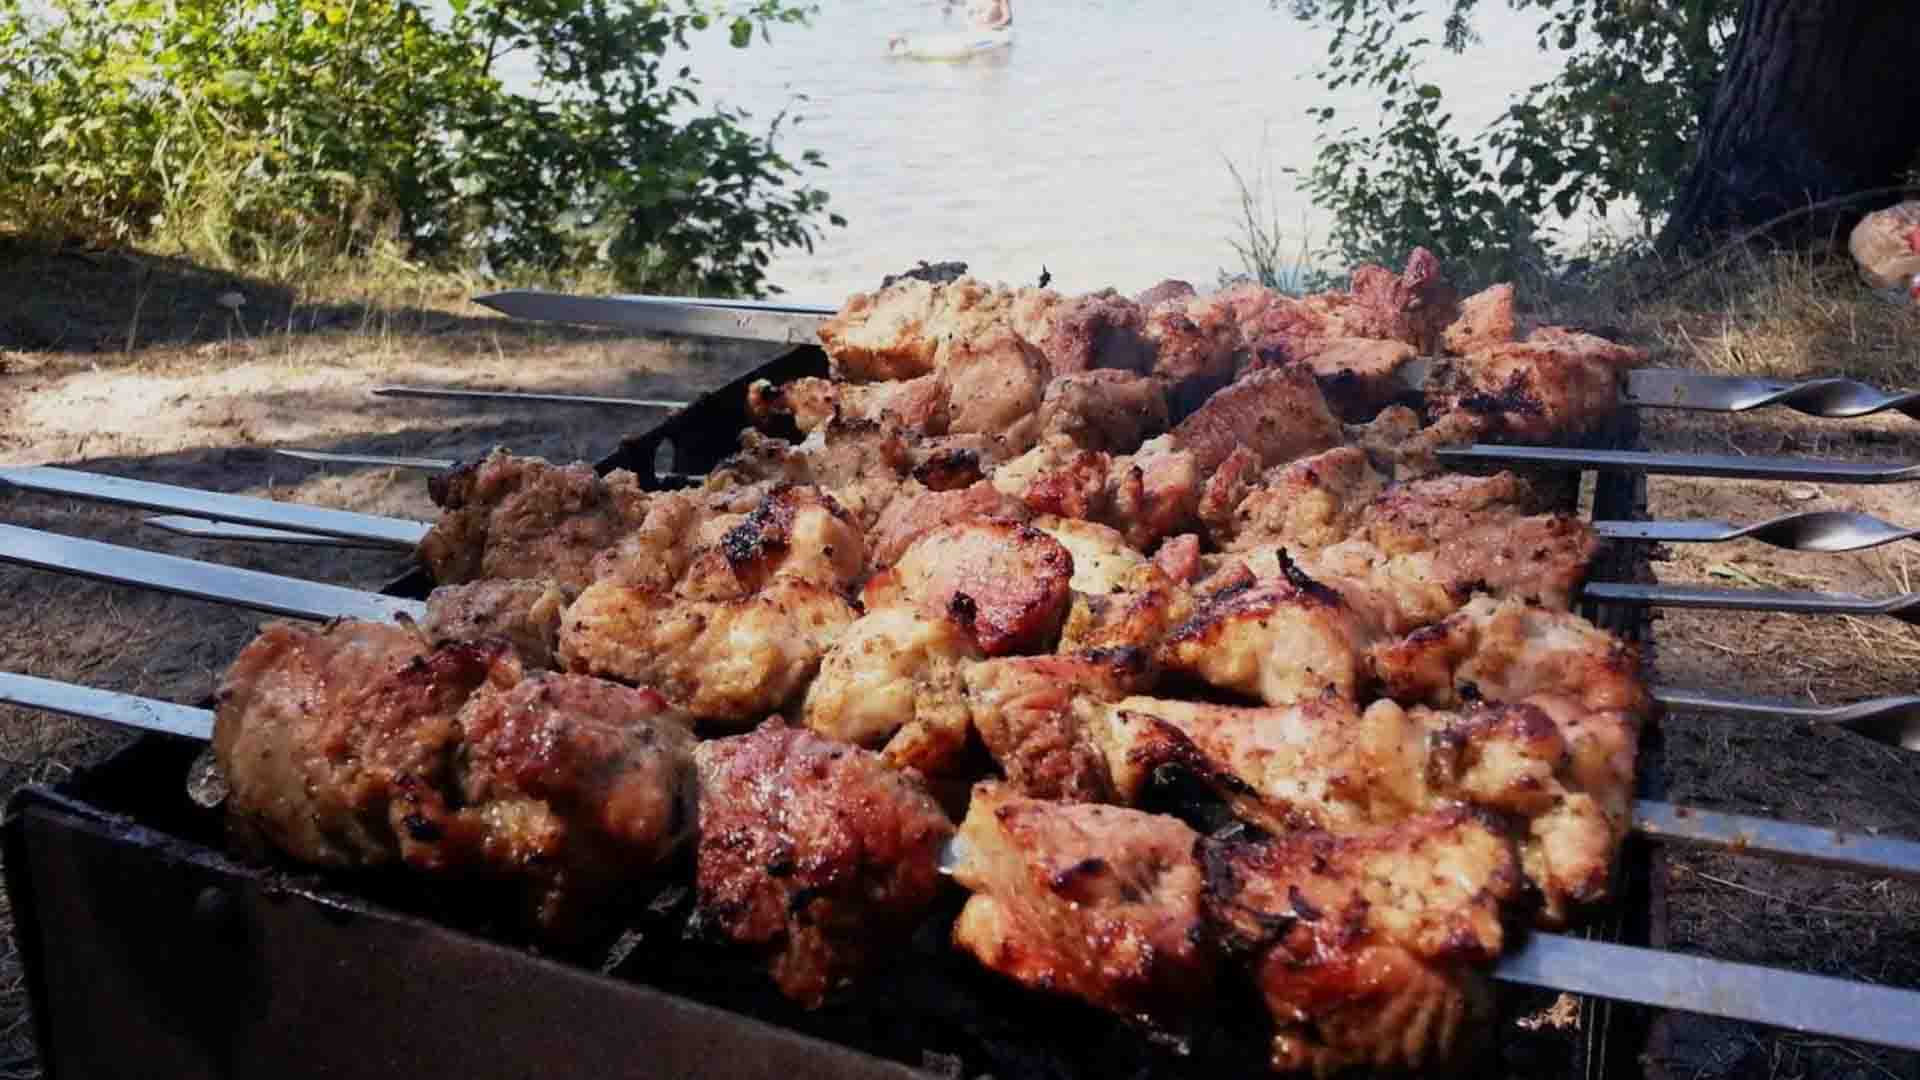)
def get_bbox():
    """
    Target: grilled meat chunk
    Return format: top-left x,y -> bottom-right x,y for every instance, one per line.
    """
693,724 -> 953,1007
560,578 -> 857,728
1168,365 -> 1343,476
677,485 -> 864,601
420,578 -> 569,668
419,450 -> 650,590
215,620 -> 696,940
1441,283 -> 1518,356
1371,595 -> 1647,713
1431,327 -> 1642,442
994,440 -> 1114,521
964,653 -> 1145,801
864,520 -> 1074,656
950,784 -> 1215,1024
1158,573 -> 1376,707
1202,810 -> 1518,1076
1032,516 -> 1191,655
868,480 -> 1031,568
1036,370 -> 1170,452
1214,446 -> 1385,552
746,373 -> 950,436
802,605 -> 984,776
